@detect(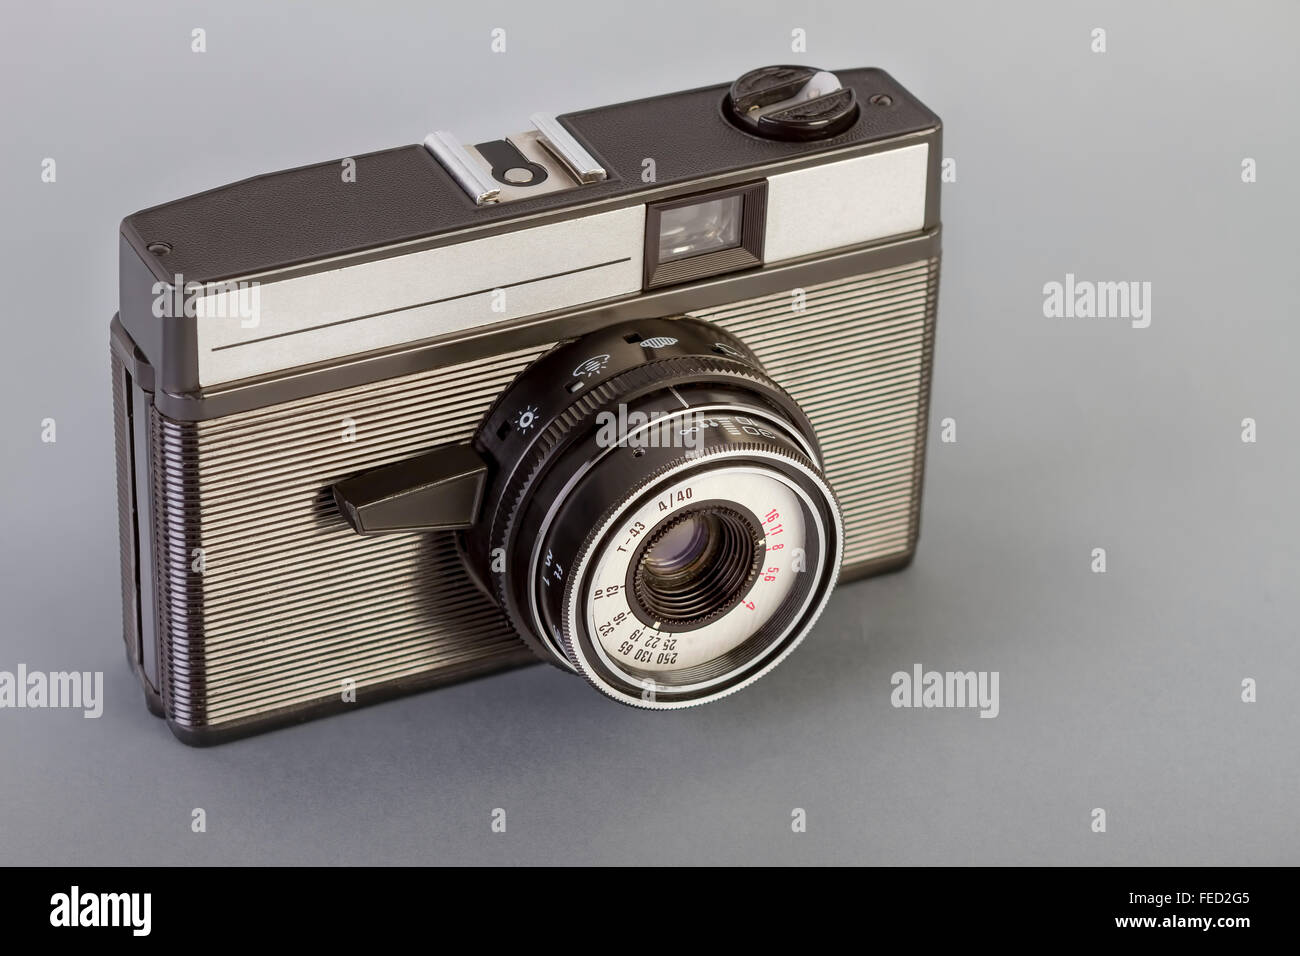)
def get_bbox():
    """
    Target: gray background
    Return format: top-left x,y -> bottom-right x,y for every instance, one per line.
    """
1,0 -> 1297,865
